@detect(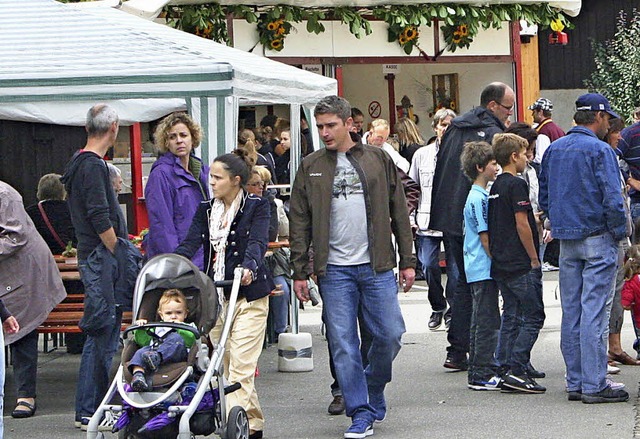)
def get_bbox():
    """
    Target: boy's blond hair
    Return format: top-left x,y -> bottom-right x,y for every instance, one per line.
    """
158,289 -> 188,316
492,133 -> 528,167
